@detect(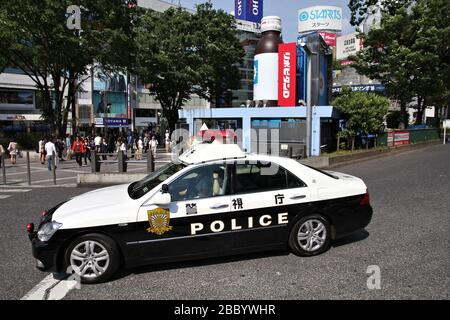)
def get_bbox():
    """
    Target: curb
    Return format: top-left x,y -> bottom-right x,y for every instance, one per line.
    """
301,140 -> 442,169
